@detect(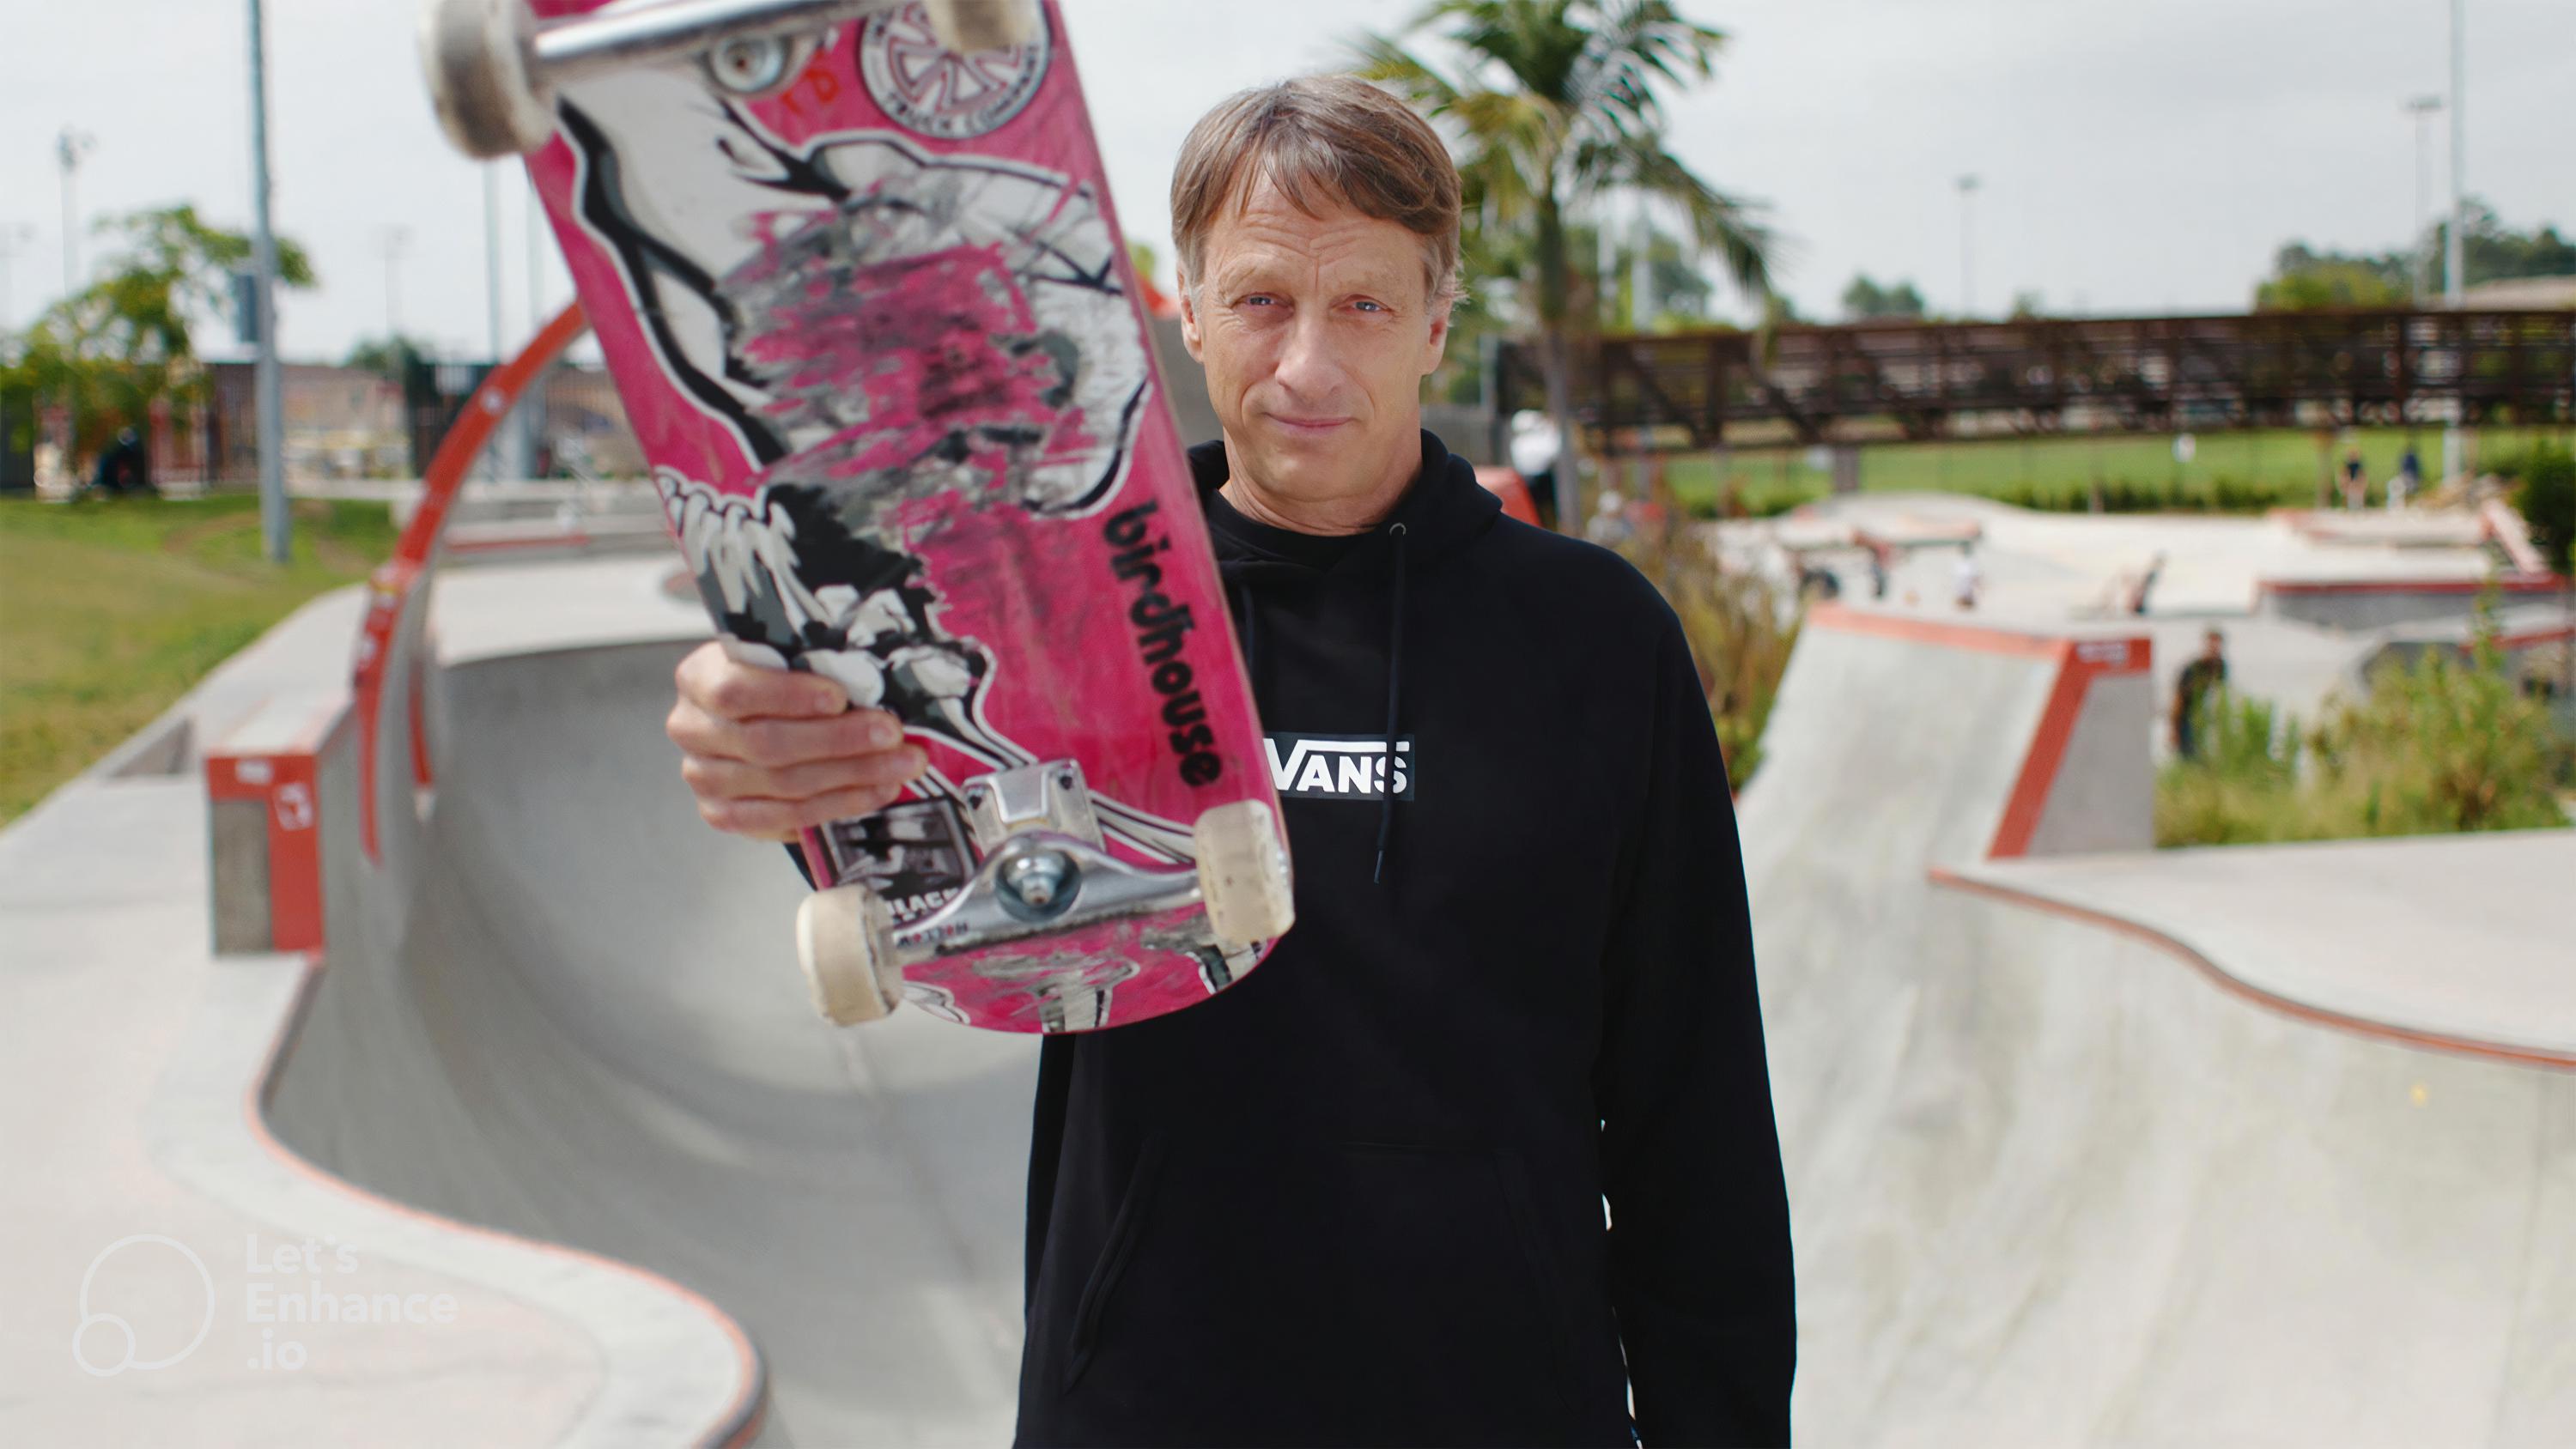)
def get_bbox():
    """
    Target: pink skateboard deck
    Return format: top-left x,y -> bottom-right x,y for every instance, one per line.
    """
448,0 -> 1287,1032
